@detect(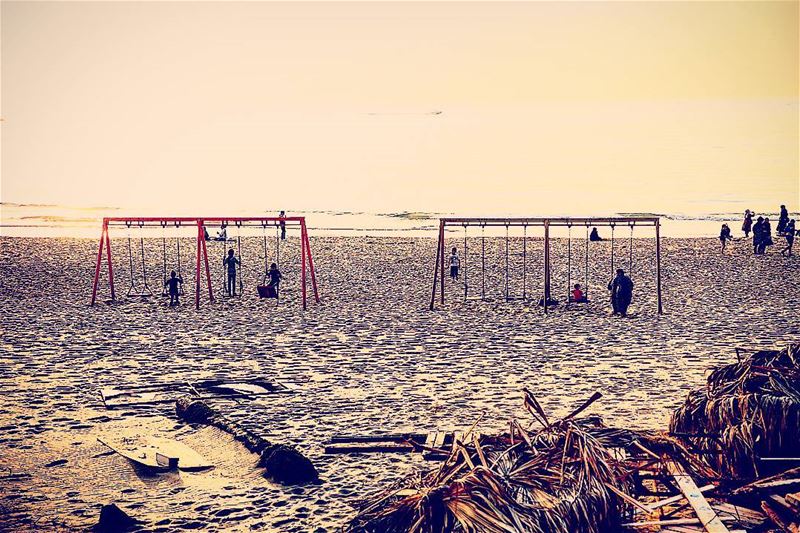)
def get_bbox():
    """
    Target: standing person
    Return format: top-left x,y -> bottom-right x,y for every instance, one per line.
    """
278,211 -> 286,241
449,247 -> 461,281
742,210 -> 753,238
164,270 -> 183,306
759,217 -> 773,254
223,248 -> 240,296
781,219 -> 795,256
752,216 -> 764,254
608,268 -> 633,317
777,205 -> 789,235
719,223 -> 732,251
